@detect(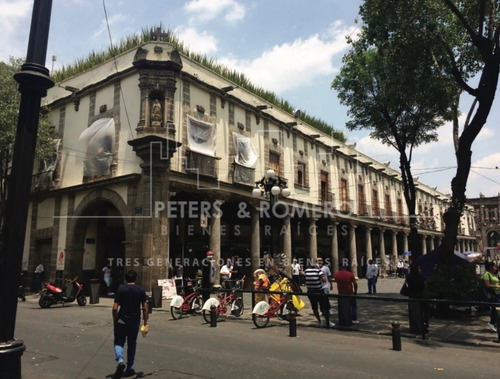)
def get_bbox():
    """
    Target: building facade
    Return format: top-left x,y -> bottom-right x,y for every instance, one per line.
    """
467,195 -> 500,256
24,41 -> 477,290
